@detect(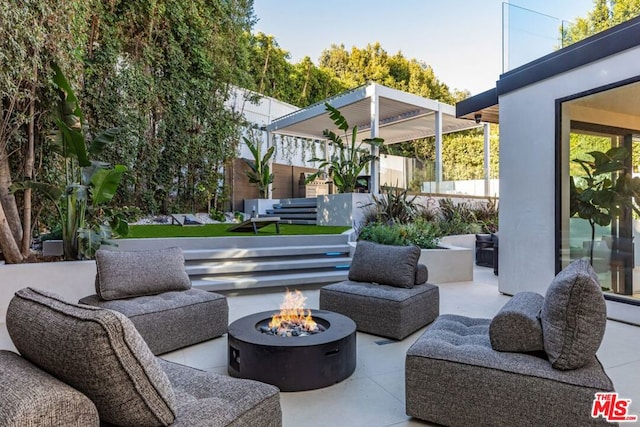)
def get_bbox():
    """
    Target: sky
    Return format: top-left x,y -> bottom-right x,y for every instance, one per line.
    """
253,0 -> 595,95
